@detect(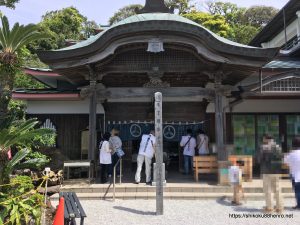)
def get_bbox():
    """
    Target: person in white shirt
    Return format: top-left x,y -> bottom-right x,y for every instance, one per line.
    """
229,160 -> 244,205
99,132 -> 112,184
284,136 -> 300,210
196,129 -> 209,155
180,129 -> 196,175
135,130 -> 156,185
